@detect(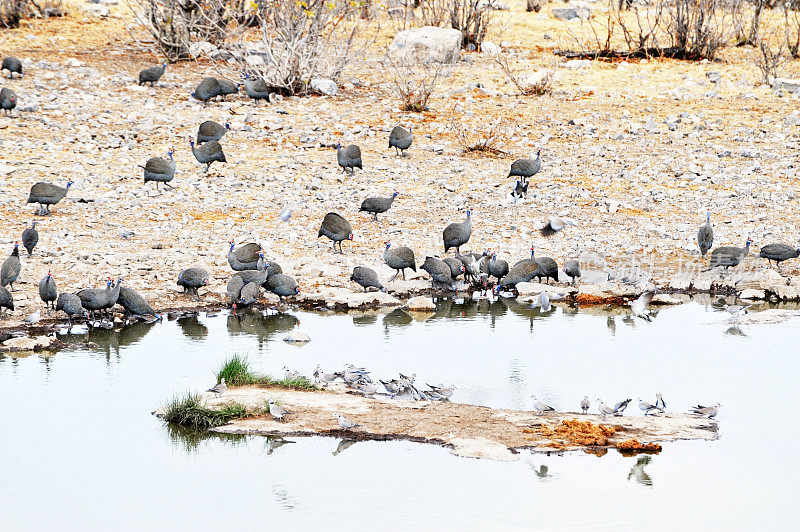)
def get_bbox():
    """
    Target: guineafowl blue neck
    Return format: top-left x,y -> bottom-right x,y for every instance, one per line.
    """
229,242 -> 235,251
385,242 -> 390,250
706,212 -> 711,222
531,248 -> 535,258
